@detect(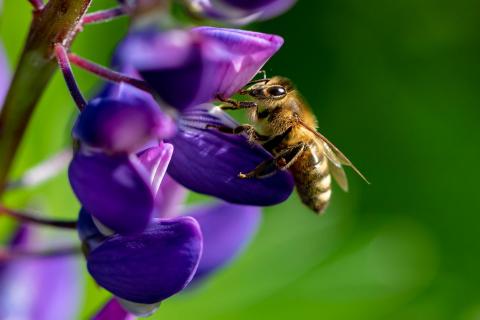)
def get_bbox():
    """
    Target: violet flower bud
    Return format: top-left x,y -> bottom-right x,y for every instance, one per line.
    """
74,82 -> 175,154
